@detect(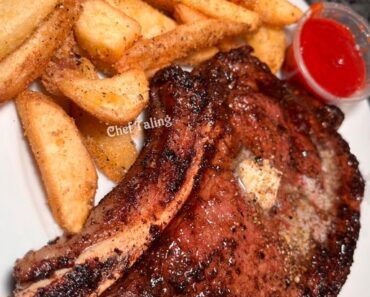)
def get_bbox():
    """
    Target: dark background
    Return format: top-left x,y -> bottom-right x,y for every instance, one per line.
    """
306,0 -> 370,21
